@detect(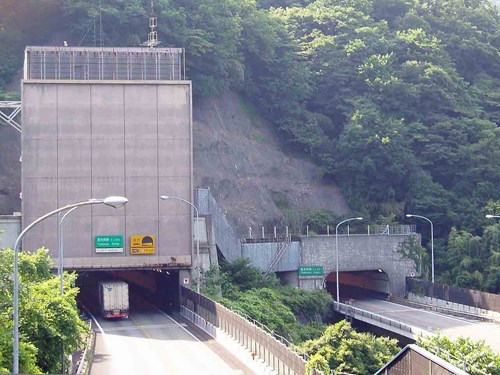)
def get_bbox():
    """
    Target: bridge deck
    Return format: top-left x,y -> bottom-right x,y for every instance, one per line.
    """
346,297 -> 500,353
